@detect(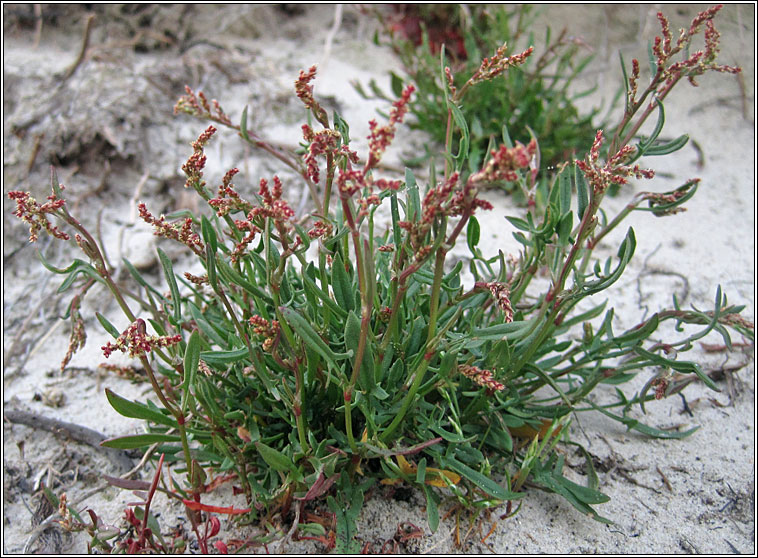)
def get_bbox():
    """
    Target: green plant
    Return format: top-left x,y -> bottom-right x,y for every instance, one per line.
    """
356,5 -> 602,181
8,4 -> 752,551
